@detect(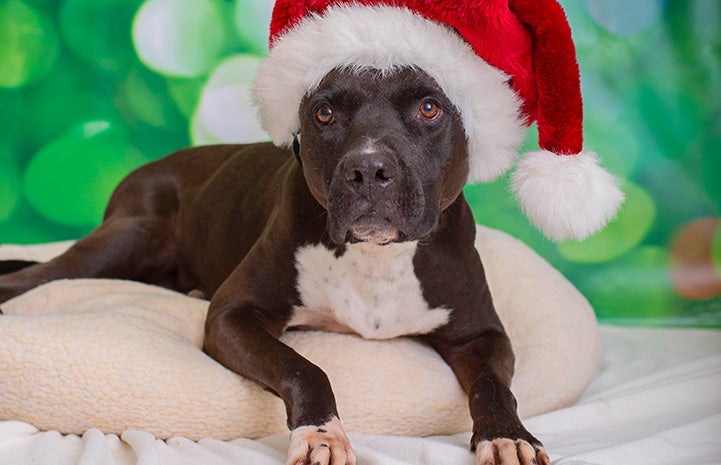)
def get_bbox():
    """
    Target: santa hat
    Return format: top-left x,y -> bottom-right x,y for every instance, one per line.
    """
251,0 -> 624,241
